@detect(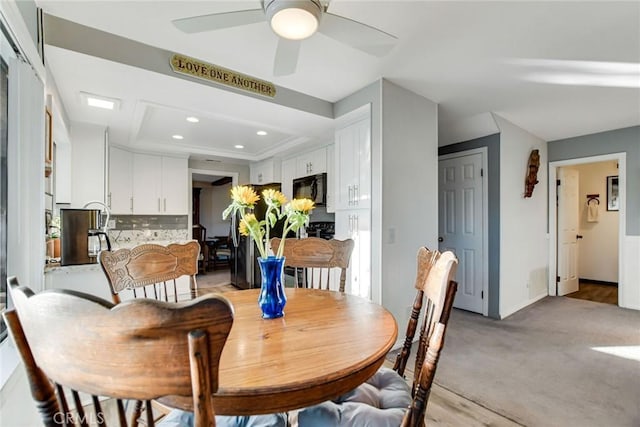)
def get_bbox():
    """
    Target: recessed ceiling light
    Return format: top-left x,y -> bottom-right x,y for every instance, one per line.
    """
256,130 -> 268,136
172,135 -> 184,140
80,92 -> 121,110
235,145 -> 244,149
186,116 -> 199,123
